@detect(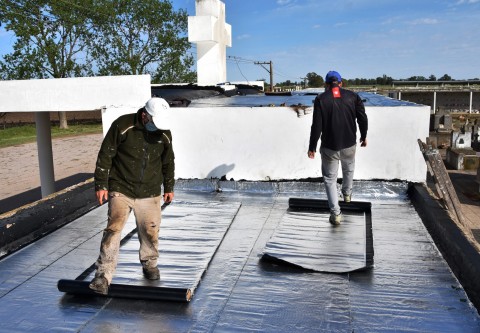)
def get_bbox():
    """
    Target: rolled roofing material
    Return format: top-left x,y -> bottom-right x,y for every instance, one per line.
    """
262,198 -> 373,273
58,200 -> 241,302
58,280 -> 192,302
